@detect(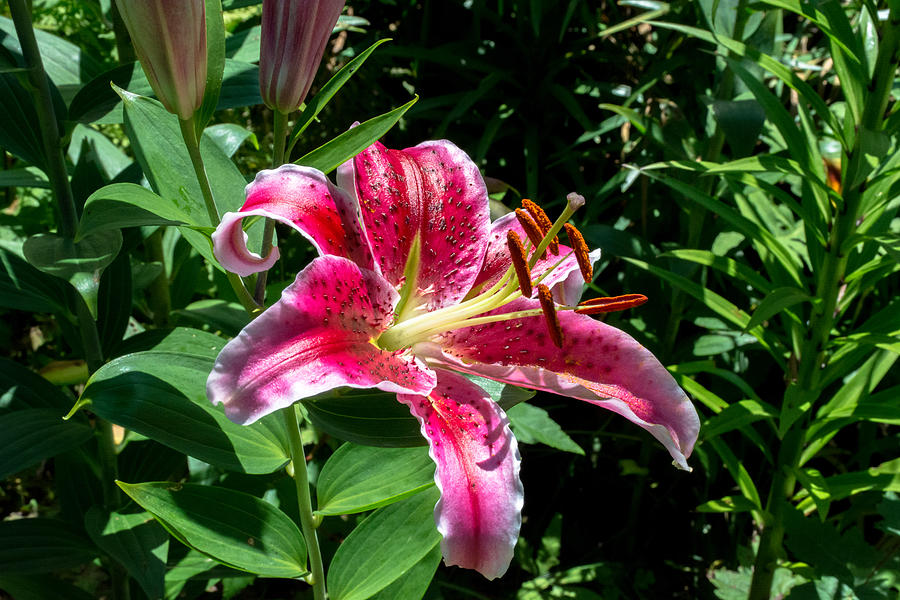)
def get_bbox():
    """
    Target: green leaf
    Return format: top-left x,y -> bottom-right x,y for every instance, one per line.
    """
367,544 -> 441,600
0,166 -> 49,188
745,287 -> 814,331
782,507 -> 878,582
0,408 -> 93,480
173,299 -> 250,338
637,168 -> 804,287
0,575 -> 94,600
113,327 -> 224,357
816,0 -> 867,126
0,519 -> 97,574
81,347 -> 289,474
204,123 -> 258,158
118,481 -> 307,578
706,437 -> 763,518
817,350 -> 897,423
696,495 -> 761,514
119,89 -> 259,266
316,444 -> 435,516
84,507 -> 169,600
96,252 -> 133,357
507,403 -> 584,455
647,21 -> 844,147
463,373 -> 535,411
0,245 -> 69,314
70,60 -> 261,124
791,467 -> 831,521
328,488 -> 442,600
711,99 -> 766,157
876,493 -> 900,538
0,15 -> 103,102
22,231 -> 123,318
622,257 -> 780,357
795,458 -> 900,513
701,400 -> 777,441
305,389 -> 425,447
196,0 -> 227,132
0,72 -> 47,168
289,39 -> 391,145
0,356 -> 74,413
78,183 -> 191,241
297,97 -> 418,174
